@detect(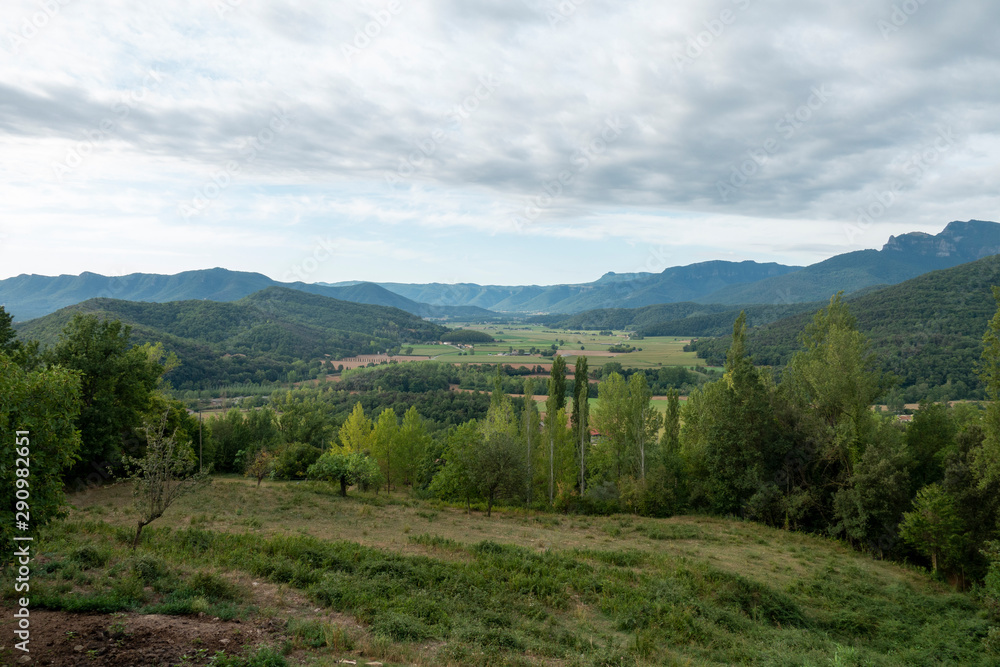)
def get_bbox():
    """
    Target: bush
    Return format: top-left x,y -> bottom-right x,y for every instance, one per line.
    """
129,554 -> 167,583
70,544 -> 111,568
